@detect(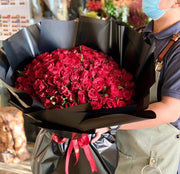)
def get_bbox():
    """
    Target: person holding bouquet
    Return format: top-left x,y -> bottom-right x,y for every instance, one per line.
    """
92,0 -> 180,173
